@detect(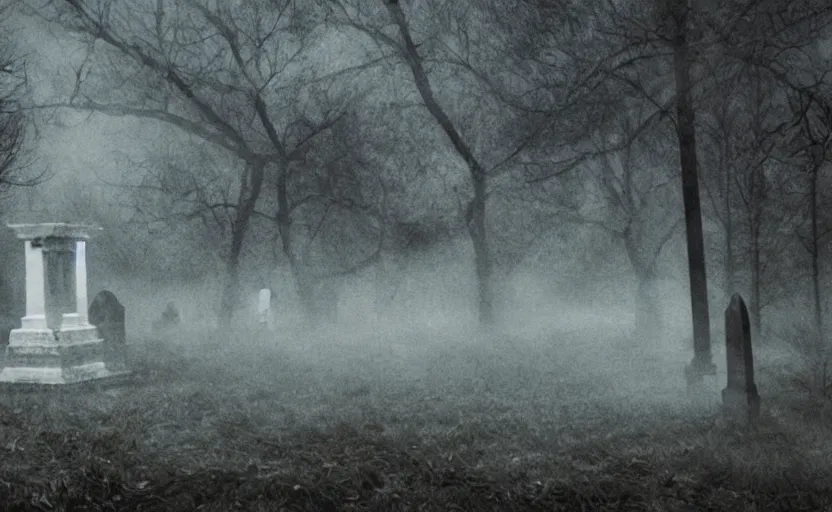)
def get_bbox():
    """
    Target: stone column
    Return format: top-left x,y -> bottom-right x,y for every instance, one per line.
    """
76,240 -> 88,325
21,240 -> 48,330
58,239 -> 87,328
42,238 -> 77,330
